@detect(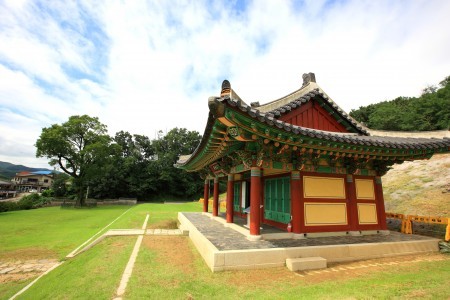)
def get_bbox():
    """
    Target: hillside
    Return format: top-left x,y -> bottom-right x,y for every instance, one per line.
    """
0,161 -> 53,180
349,75 -> 450,131
383,153 -> 450,217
